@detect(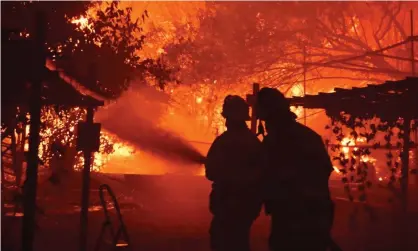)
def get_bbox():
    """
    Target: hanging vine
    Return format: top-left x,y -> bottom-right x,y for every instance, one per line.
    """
325,109 -> 409,203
